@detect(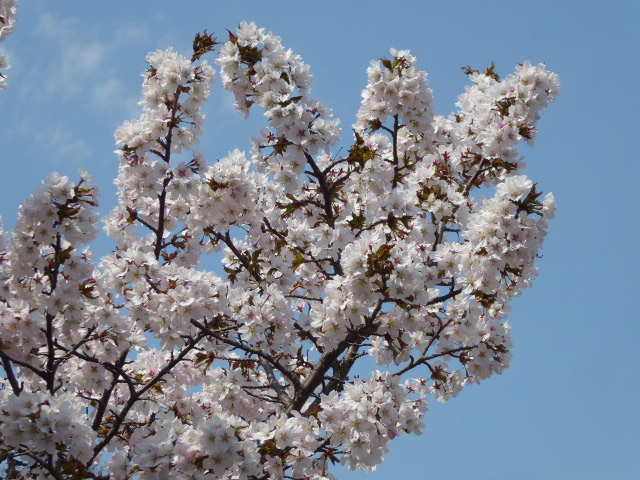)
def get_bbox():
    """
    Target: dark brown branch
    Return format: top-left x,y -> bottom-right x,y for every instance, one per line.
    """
91,334 -> 205,462
429,157 -> 489,254
149,149 -> 165,159
154,176 -> 172,261
303,342 -> 363,415
304,151 -> 335,221
52,326 -> 97,371
242,388 -> 284,404
285,294 -> 324,303
303,152 -> 345,277
462,157 -> 489,197
327,168 -> 356,197
18,450 -> 63,480
152,85 -> 184,260
391,318 -> 453,377
135,214 -> 158,234
67,348 -> 137,397
161,86 -> 184,163
92,350 -> 129,431
0,351 -> 47,382
219,231 -> 264,283
427,287 -> 462,306
263,217 -> 333,279
393,345 -> 476,377
285,301 -> 383,415
0,350 -> 23,394
260,358 -> 292,405
322,156 -> 350,175
354,218 -> 390,239
191,319 -> 301,391
43,235 -> 64,393
391,115 -> 401,188
0,451 -> 27,479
